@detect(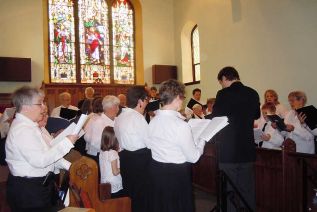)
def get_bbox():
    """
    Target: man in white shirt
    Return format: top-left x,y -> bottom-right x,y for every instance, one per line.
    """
114,86 -> 151,212
84,95 -> 120,162
51,91 -> 79,118
5,86 -> 78,211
